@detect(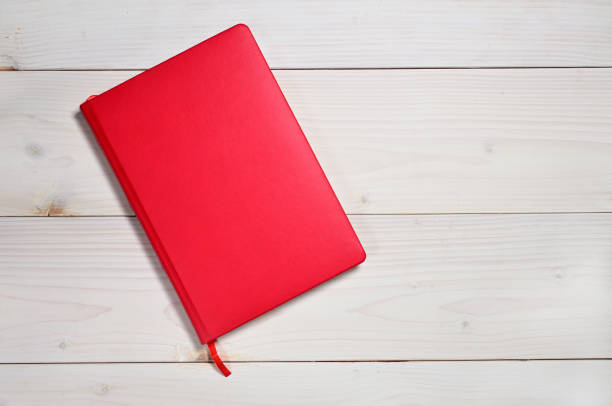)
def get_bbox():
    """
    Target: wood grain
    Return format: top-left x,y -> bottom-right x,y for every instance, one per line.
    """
2,1 -> 612,69
1,361 -> 611,405
1,214 -> 611,362
2,0 -> 611,400
2,69 -> 612,216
